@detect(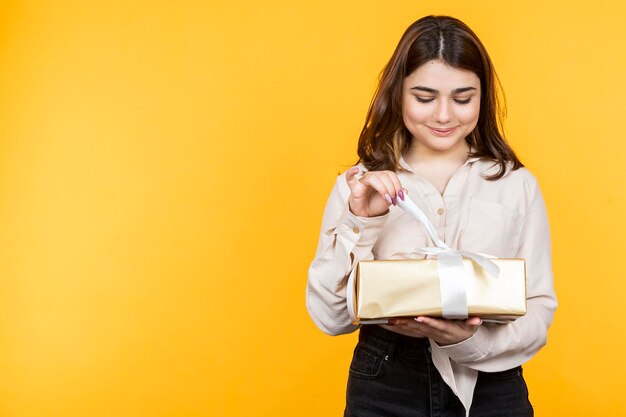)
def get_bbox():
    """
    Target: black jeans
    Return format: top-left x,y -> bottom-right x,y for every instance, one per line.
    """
344,325 -> 533,417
